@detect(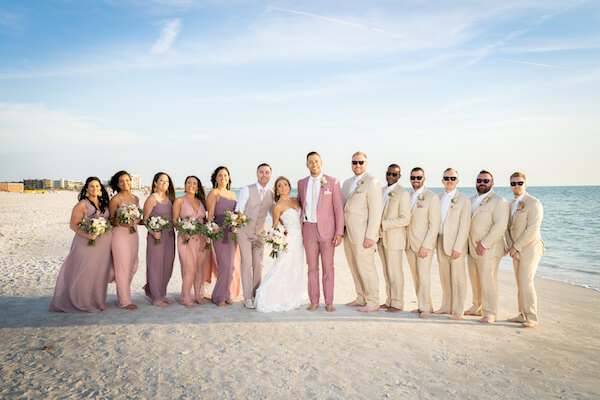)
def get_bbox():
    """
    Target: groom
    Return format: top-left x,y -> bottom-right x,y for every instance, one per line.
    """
297,151 -> 344,312
235,163 -> 275,309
